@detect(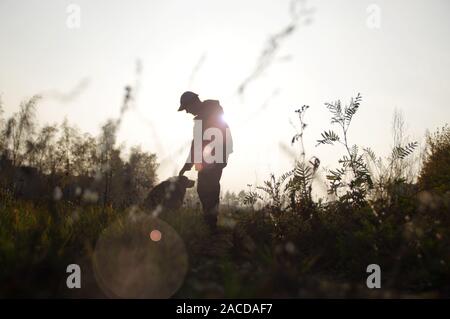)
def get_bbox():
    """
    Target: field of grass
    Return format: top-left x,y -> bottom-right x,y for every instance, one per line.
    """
0,94 -> 449,298
1,190 -> 449,298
